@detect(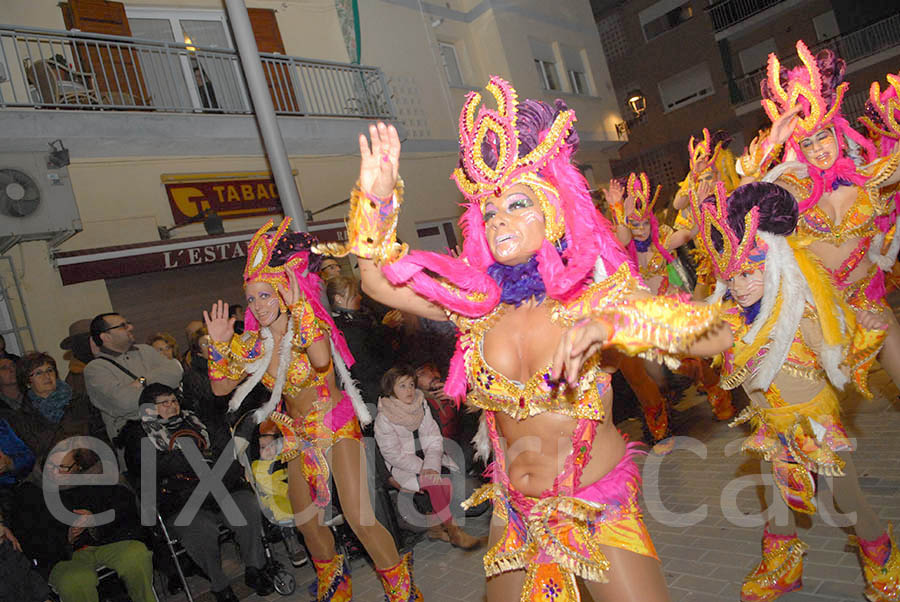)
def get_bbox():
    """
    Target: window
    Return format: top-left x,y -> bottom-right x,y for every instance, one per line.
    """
658,62 -> 714,112
813,10 -> 839,41
438,42 -> 464,87
561,45 -> 590,95
126,8 -> 247,111
738,38 -> 776,75
530,39 -> 561,91
639,0 -> 693,41
598,13 -> 628,61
